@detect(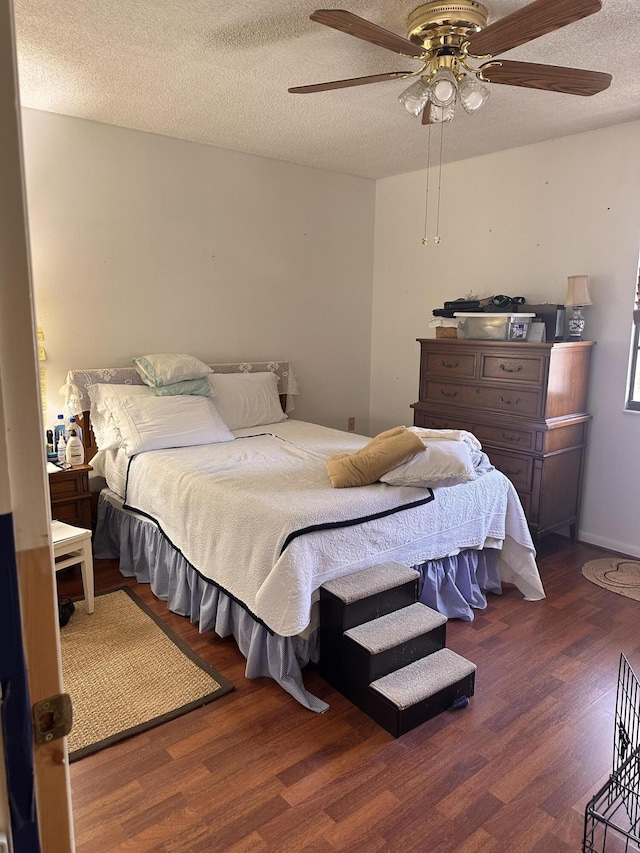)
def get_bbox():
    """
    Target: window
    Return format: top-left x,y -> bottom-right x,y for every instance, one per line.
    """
627,272 -> 640,411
